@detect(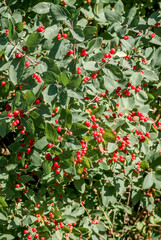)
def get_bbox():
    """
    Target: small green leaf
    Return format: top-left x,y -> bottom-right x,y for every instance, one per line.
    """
74,177 -> 85,193
103,130 -> 116,143
83,61 -> 99,71
32,2 -> 50,14
0,120 -> 6,138
26,33 -> 41,54
0,197 -> 8,207
105,64 -> 123,79
9,58 -> 25,85
42,71 -> 58,84
15,22 -> 24,33
70,27 -> 85,42
142,172 -> 154,189
59,72 -> 70,86
67,74 -> 81,89
102,186 -> 116,206
45,123 -> 58,143
30,150 -> 42,167
139,161 -> 149,170
43,161 -> 51,175
71,123 -> 89,136
50,5 -> 70,21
